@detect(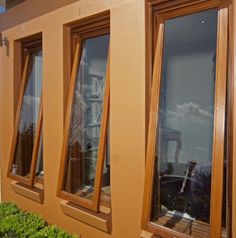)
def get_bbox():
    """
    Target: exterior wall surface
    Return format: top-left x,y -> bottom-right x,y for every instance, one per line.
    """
0,0 -> 145,238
